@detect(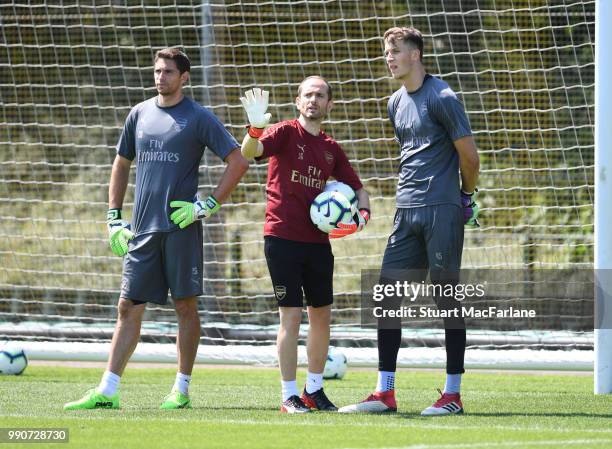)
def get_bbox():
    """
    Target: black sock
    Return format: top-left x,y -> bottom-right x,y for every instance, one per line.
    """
377,328 -> 402,372
444,328 -> 466,374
